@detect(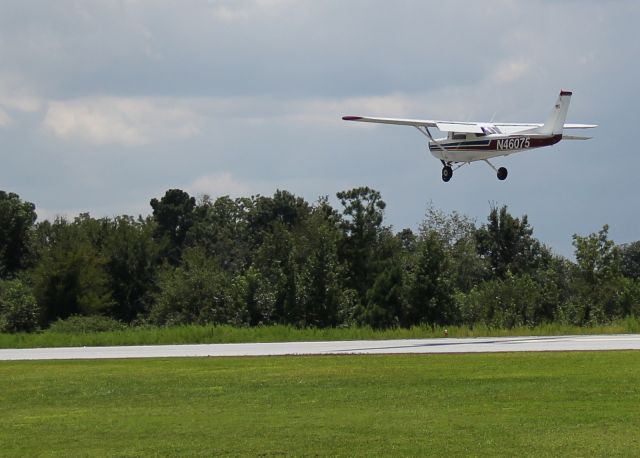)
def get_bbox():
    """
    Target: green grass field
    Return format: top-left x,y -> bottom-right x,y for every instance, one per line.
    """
1,352 -> 639,456
2,317 -> 640,349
